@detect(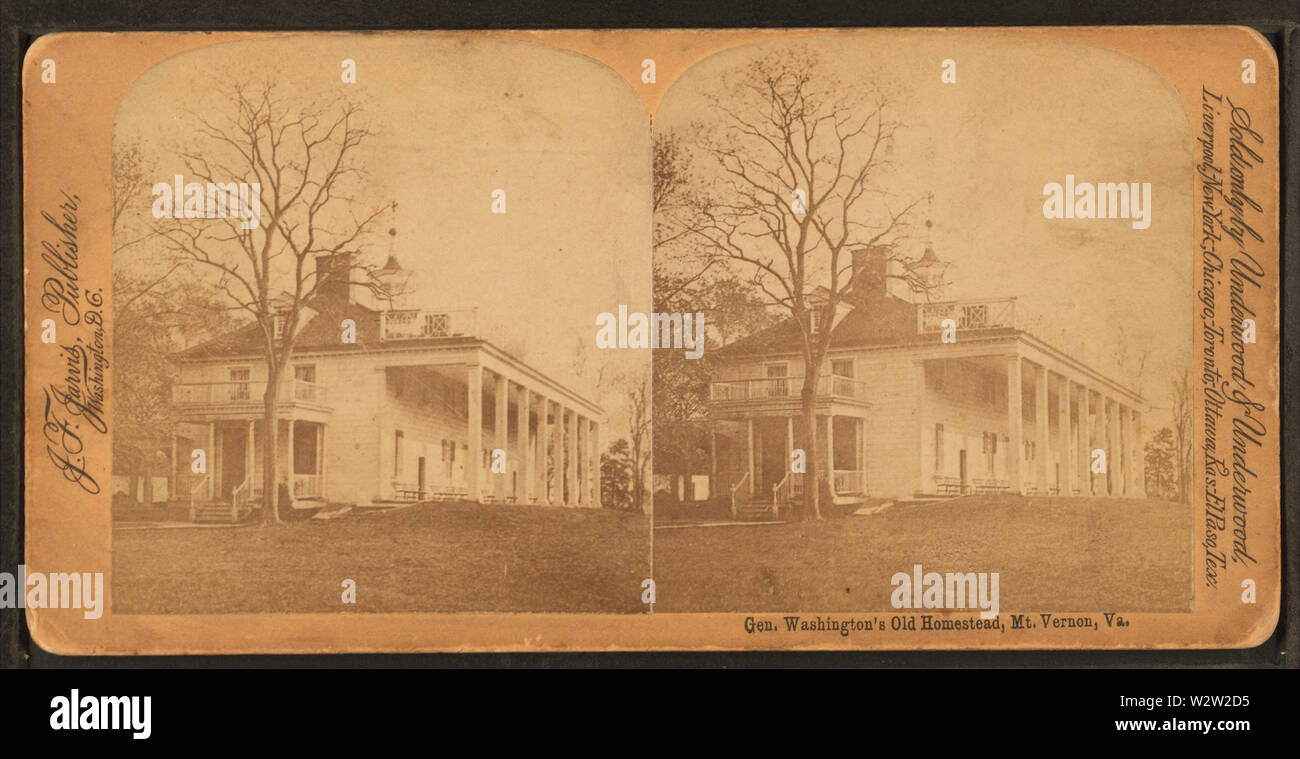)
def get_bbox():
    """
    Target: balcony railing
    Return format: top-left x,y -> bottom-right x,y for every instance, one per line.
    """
917,298 -> 1015,334
172,379 -> 329,409
380,308 -> 477,341
710,374 -> 869,403
293,474 -> 322,498
833,469 -> 865,495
